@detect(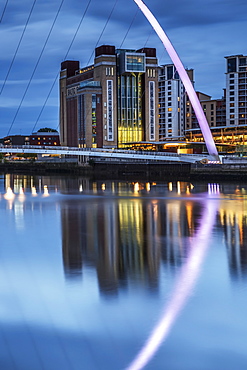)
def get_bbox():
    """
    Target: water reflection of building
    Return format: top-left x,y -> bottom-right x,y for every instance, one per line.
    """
219,194 -> 247,280
4,174 -> 36,193
60,188 -> 200,297
62,204 -> 83,279
3,173 -> 62,194
4,174 -> 247,285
